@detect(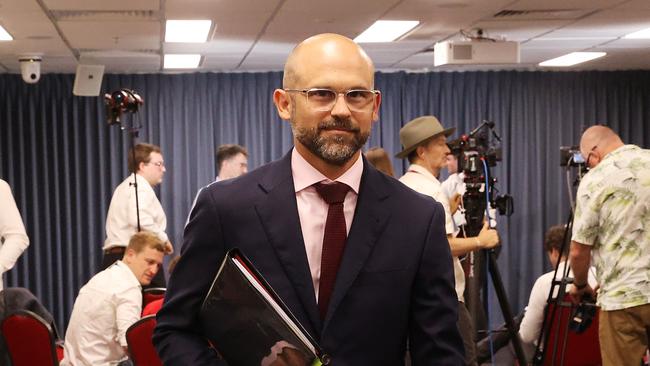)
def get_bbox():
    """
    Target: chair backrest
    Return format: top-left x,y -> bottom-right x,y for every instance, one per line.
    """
142,287 -> 166,308
126,315 -> 162,366
1,310 -> 59,366
542,295 -> 602,366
